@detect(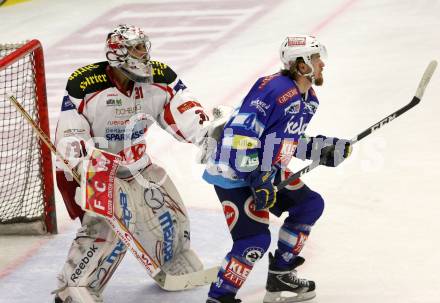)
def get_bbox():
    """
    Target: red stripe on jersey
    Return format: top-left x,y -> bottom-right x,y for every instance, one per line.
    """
152,83 -> 175,100
77,90 -> 101,114
163,102 -> 187,141
78,100 -> 85,114
85,90 -> 102,105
